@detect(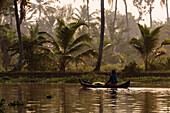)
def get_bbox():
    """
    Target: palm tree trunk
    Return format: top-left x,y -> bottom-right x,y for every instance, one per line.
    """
14,0 -> 23,71
94,0 -> 105,71
38,2 -> 41,23
123,0 -> 129,38
112,0 -> 117,39
149,4 -> 152,28
145,54 -> 149,71
166,0 -> 169,23
87,0 -> 90,31
87,0 -> 90,24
